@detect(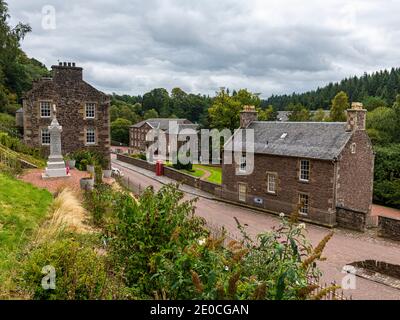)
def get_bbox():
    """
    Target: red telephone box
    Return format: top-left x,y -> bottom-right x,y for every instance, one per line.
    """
156,160 -> 164,176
